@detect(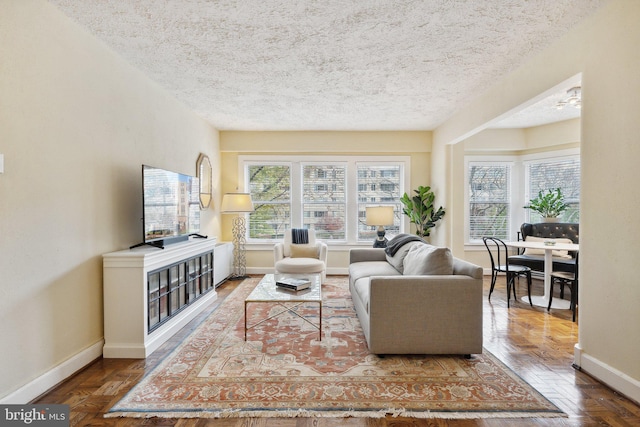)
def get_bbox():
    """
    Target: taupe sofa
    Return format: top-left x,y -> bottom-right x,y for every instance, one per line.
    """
349,238 -> 483,356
